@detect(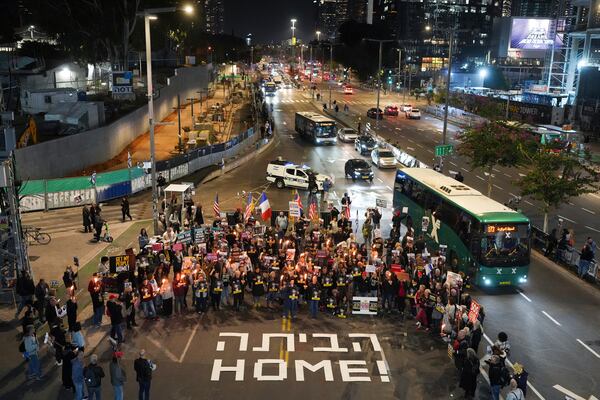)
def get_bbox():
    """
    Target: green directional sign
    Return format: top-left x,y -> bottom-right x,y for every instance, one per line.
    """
435,144 -> 454,157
